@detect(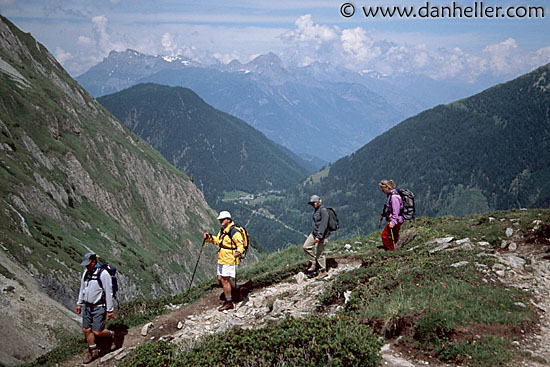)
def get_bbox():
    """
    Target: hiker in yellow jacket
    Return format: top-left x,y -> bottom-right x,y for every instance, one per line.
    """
203,210 -> 245,311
